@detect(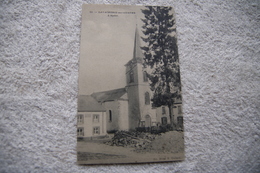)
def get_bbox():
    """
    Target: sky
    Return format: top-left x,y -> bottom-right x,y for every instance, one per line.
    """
78,4 -> 145,95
